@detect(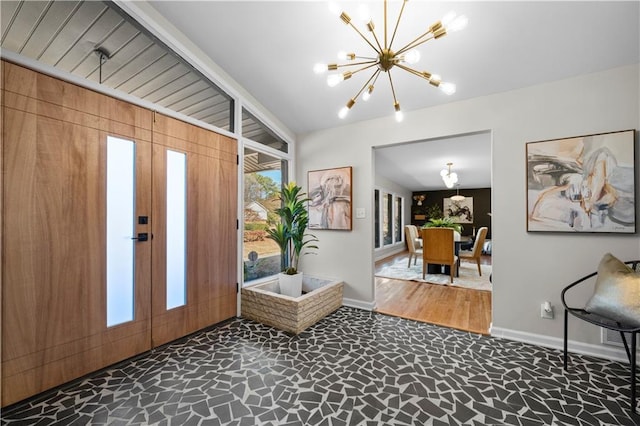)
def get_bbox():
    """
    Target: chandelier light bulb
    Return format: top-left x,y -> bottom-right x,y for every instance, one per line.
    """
328,1 -> 341,16
313,63 -> 327,74
394,103 -> 403,122
403,50 -> 421,65
439,82 -> 457,95
337,51 -> 355,61
357,4 -> 371,22
441,11 -> 457,27
362,85 -> 374,101
338,98 -> 356,119
327,74 -> 343,87
440,169 -> 449,177
447,15 -> 468,32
